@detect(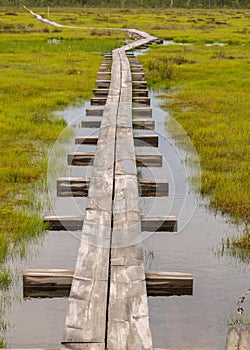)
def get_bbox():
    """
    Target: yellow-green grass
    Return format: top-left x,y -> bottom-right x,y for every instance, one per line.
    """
0,8 -> 124,272
139,13 -> 249,248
